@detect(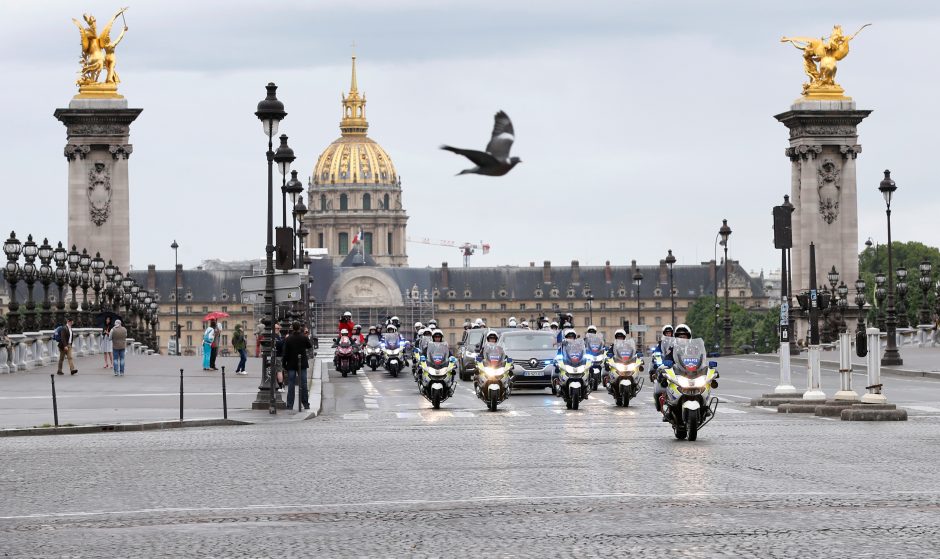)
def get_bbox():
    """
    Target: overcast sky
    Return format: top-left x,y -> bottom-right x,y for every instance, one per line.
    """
2,0 -> 939,276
